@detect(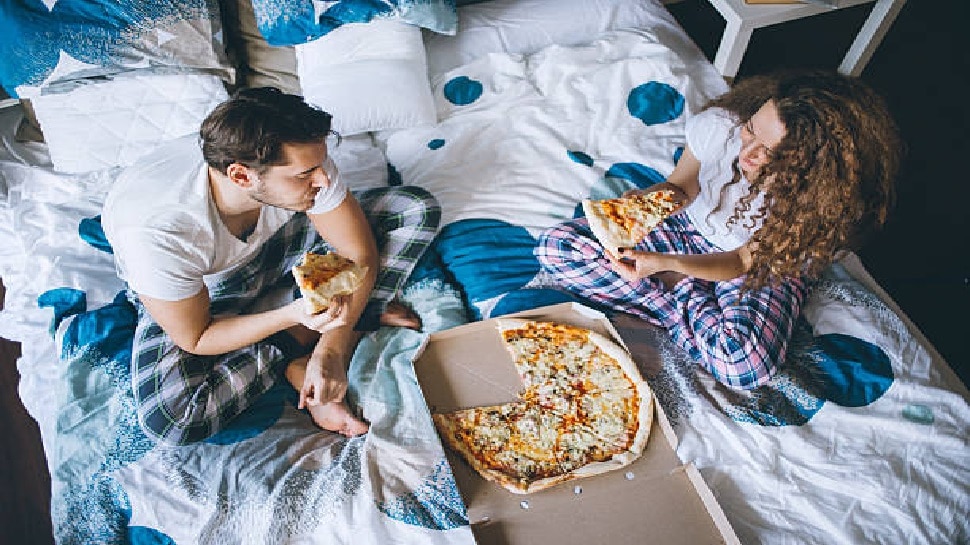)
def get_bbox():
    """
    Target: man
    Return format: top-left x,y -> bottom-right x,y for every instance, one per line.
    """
102,87 -> 440,444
